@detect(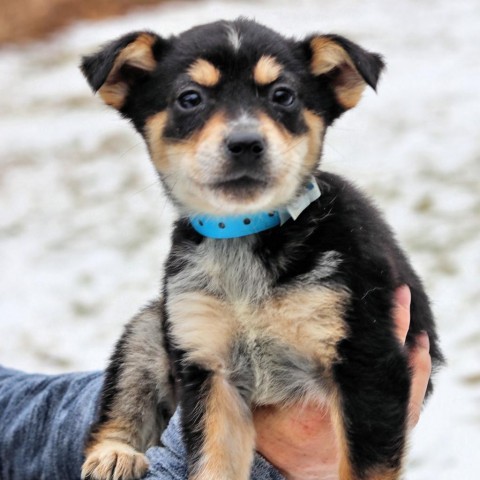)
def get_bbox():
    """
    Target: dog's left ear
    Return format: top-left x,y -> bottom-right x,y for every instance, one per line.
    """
303,34 -> 385,111
81,31 -> 168,110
